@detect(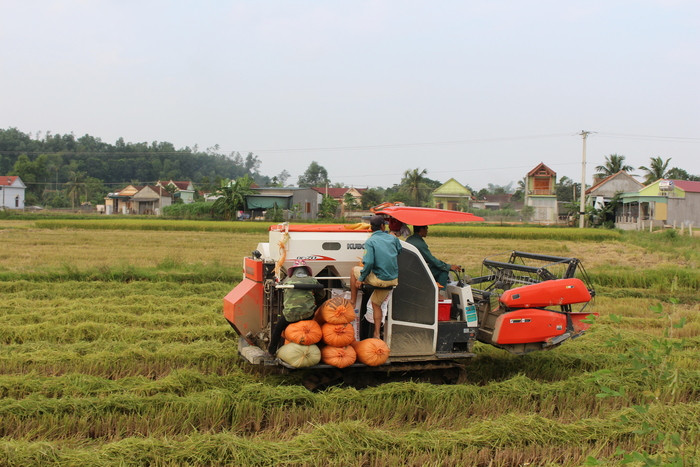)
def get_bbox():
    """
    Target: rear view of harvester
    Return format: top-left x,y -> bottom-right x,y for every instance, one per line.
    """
223,207 -> 596,387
